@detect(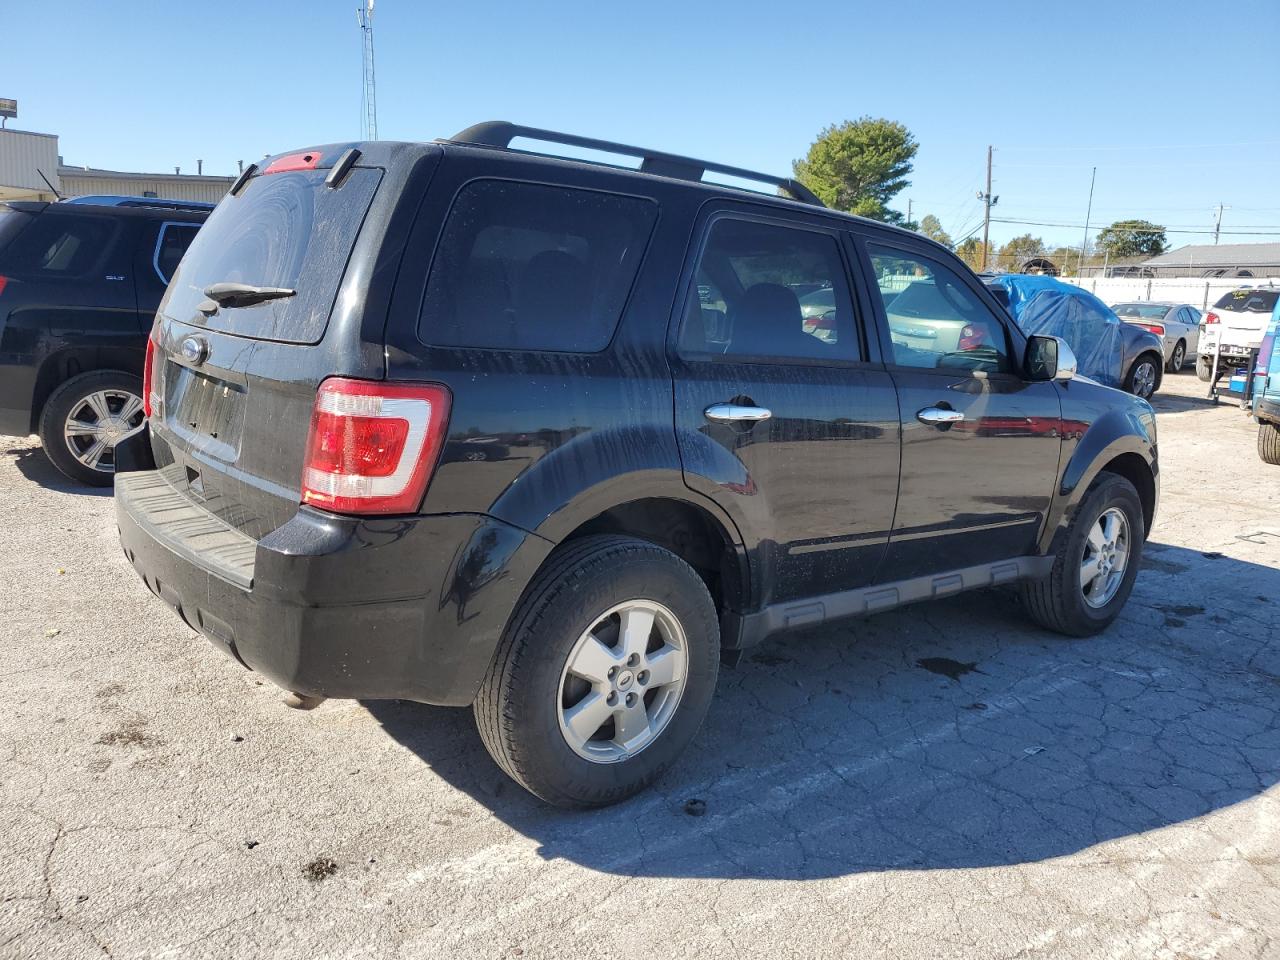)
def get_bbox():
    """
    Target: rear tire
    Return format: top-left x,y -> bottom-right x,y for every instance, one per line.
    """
1020,473 -> 1145,637
1124,354 -> 1161,399
1260,422 -> 1280,465
474,535 -> 720,808
1166,340 -> 1186,373
1196,354 -> 1213,382
38,370 -> 144,487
